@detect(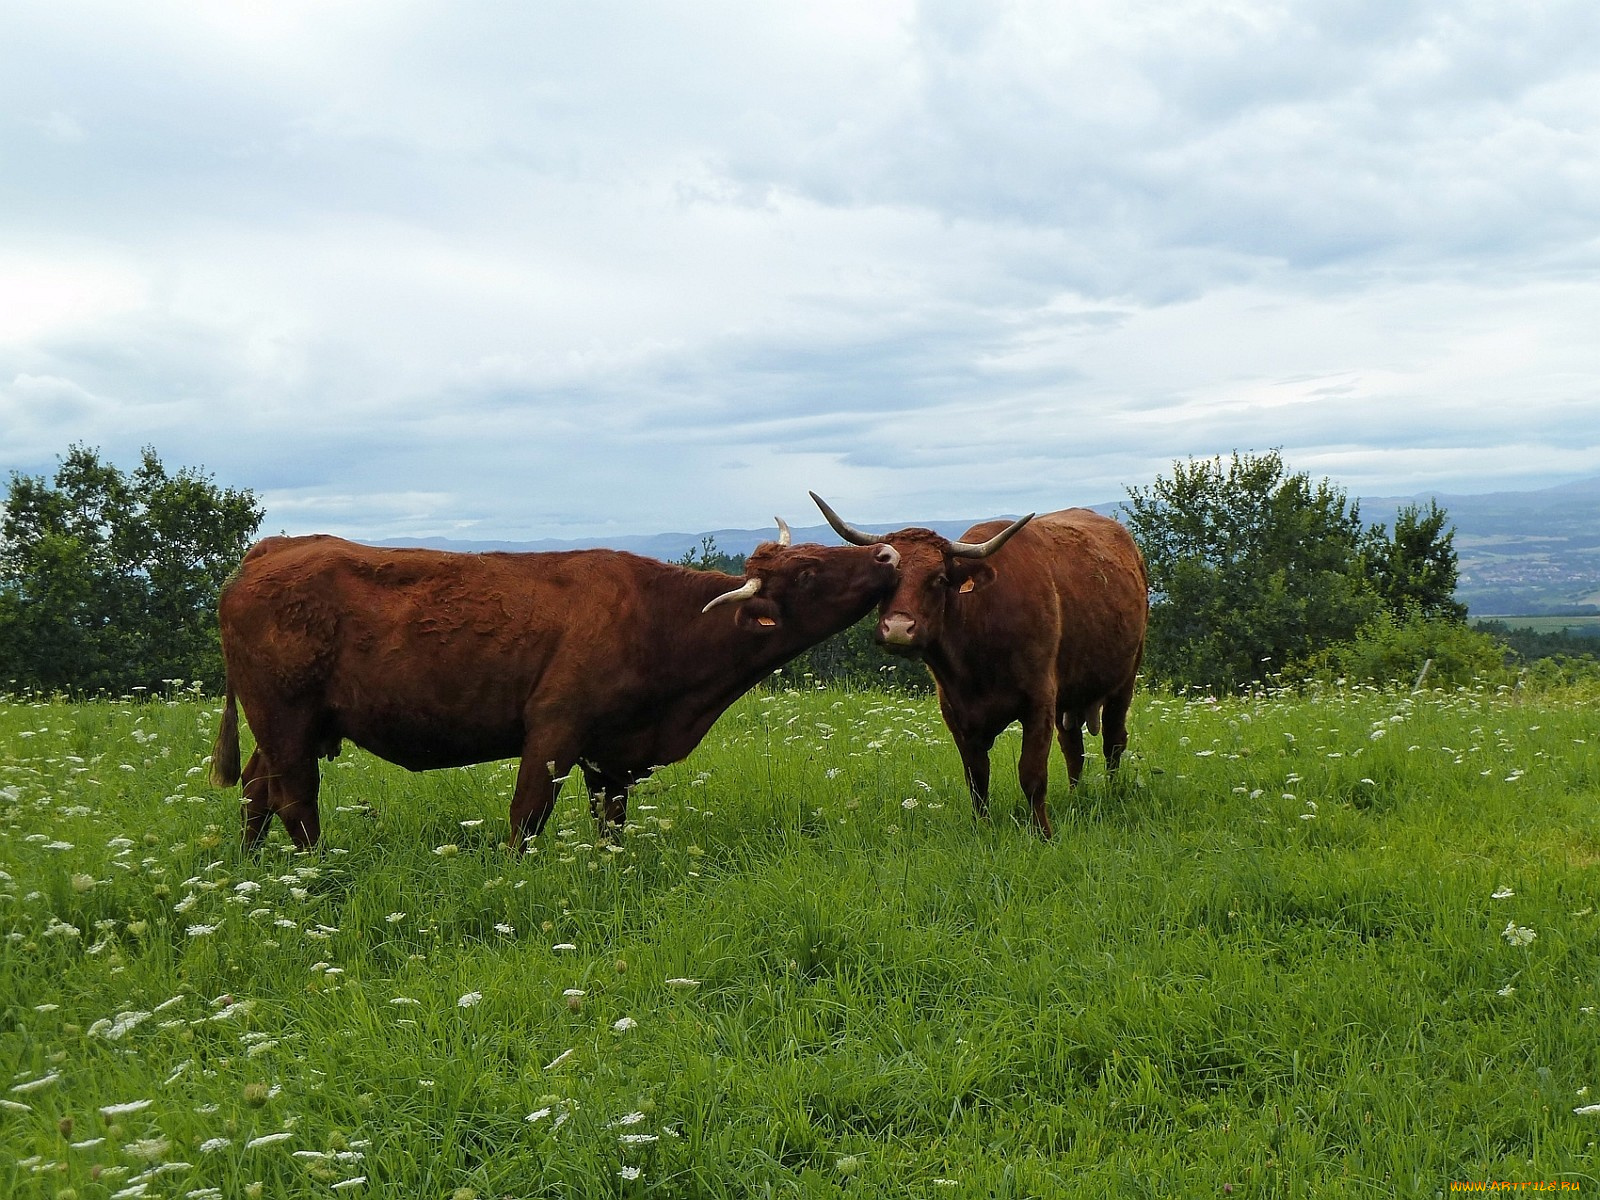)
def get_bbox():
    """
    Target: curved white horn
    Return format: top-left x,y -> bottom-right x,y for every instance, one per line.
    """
950,513 -> 1035,559
702,576 -> 762,612
809,492 -> 877,546
775,517 -> 791,547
